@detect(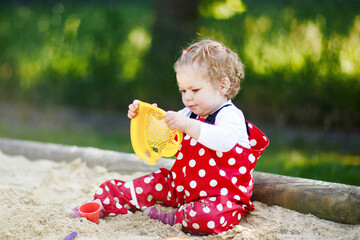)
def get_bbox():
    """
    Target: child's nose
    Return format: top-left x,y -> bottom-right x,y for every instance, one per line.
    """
184,91 -> 193,100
